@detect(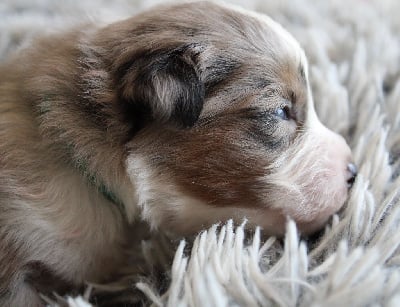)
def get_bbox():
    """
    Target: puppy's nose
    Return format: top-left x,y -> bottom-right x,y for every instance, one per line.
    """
346,163 -> 357,188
